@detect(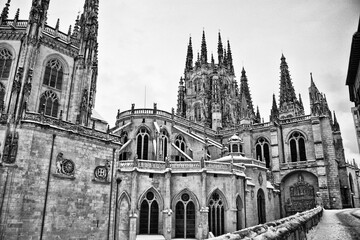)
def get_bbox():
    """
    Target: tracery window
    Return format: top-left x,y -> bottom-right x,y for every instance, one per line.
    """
159,129 -> 168,161
175,135 -> 186,161
139,191 -> 159,234
38,90 -> 59,117
208,192 -> 225,236
137,127 -> 150,160
289,131 -> 306,162
43,58 -> 63,90
175,193 -> 196,238
0,48 -> 12,79
255,137 -> 270,168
